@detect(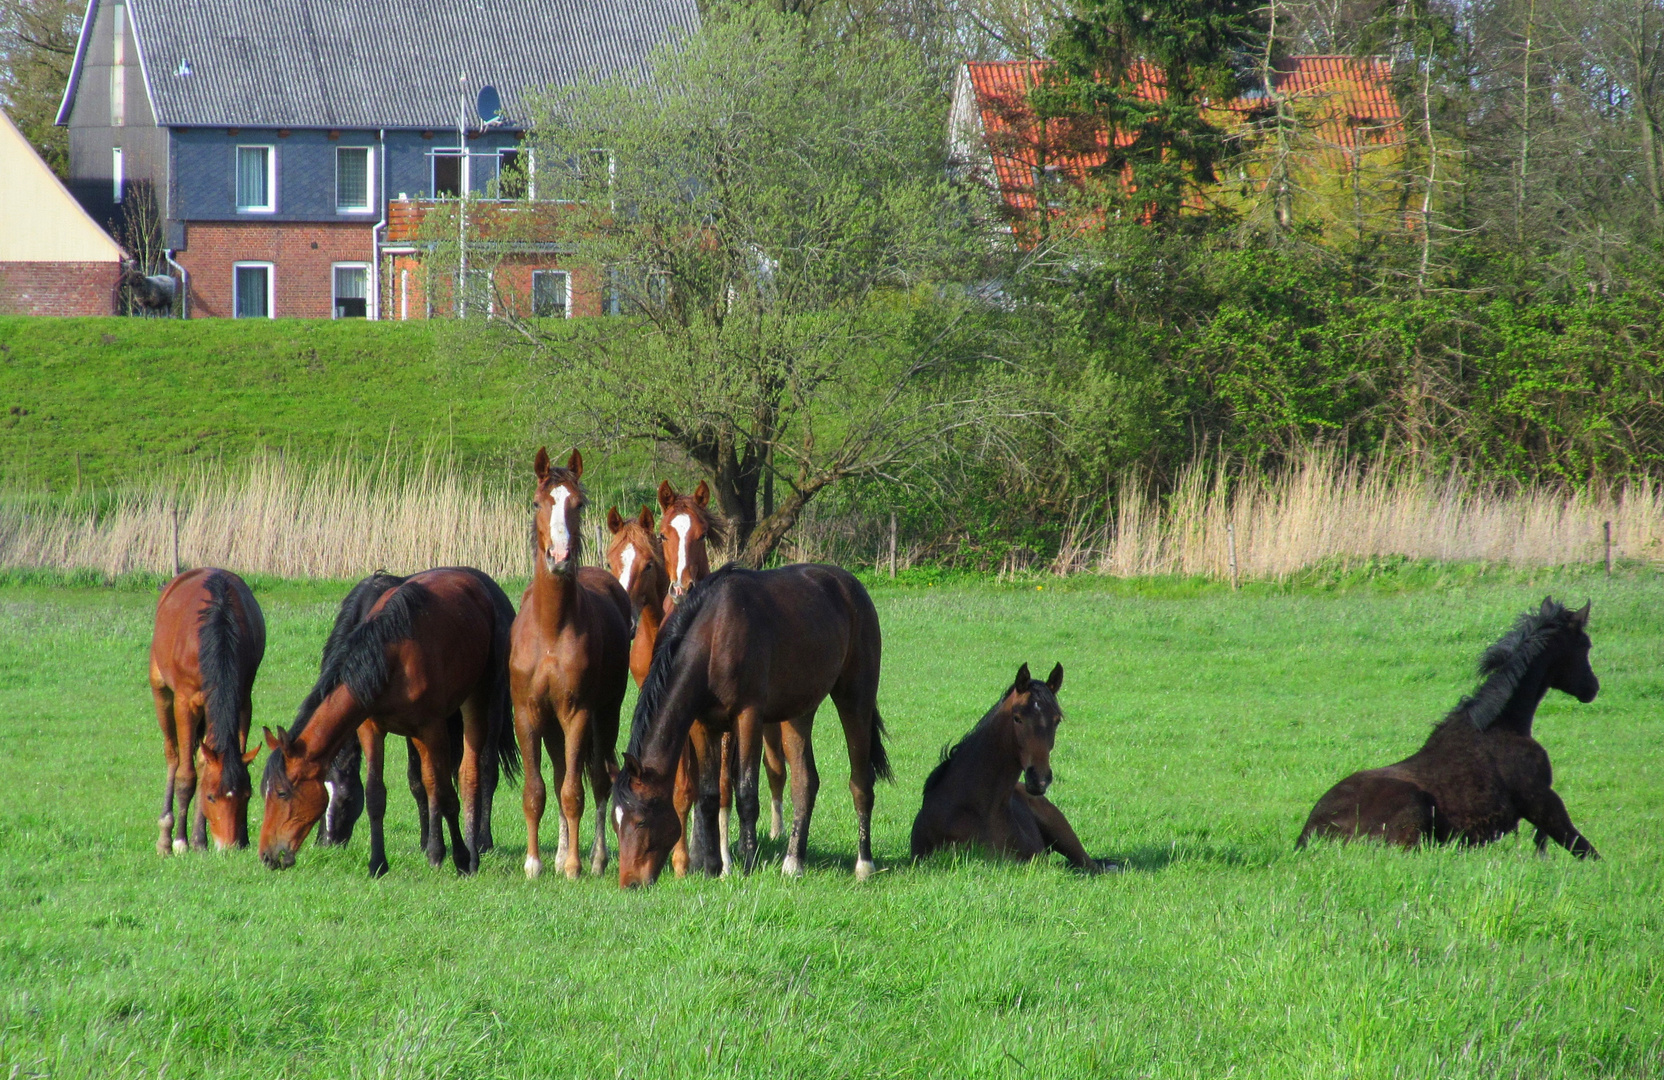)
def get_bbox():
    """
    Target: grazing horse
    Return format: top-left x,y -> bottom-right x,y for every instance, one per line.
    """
604,505 -> 670,687
1298,598 -> 1601,857
910,663 -> 1114,872
657,481 -> 790,875
611,563 -> 891,888
150,568 -> 265,852
259,567 -> 519,876
308,572 -> 485,854
511,448 -> 632,879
